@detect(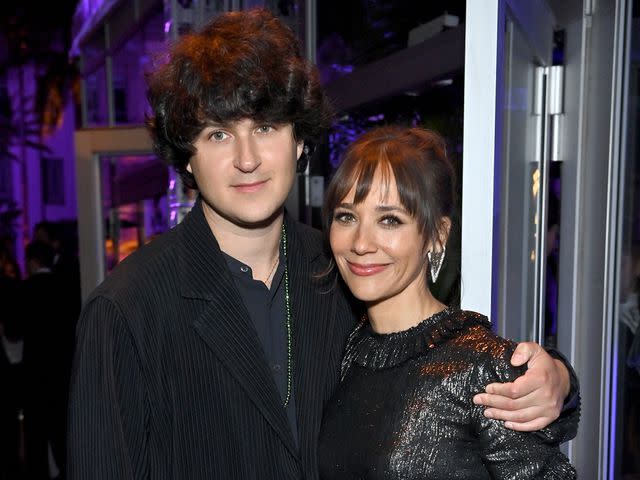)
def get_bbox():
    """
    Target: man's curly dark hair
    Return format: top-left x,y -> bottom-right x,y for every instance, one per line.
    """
146,8 -> 334,189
